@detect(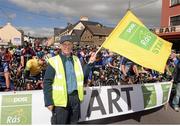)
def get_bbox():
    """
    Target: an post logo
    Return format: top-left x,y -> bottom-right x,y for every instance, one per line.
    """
0,94 -> 32,125
119,21 -> 162,54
